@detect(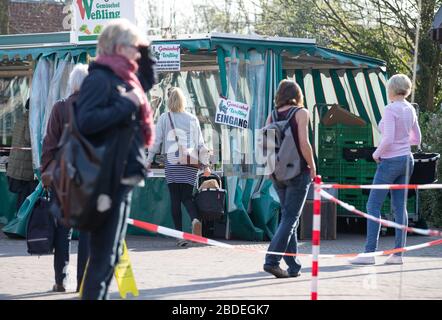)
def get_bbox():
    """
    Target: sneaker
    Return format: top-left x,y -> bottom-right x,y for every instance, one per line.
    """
192,219 -> 202,237
176,239 -> 190,247
288,271 -> 301,278
263,265 -> 289,278
52,284 -> 66,292
349,256 -> 375,265
385,254 -> 403,265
